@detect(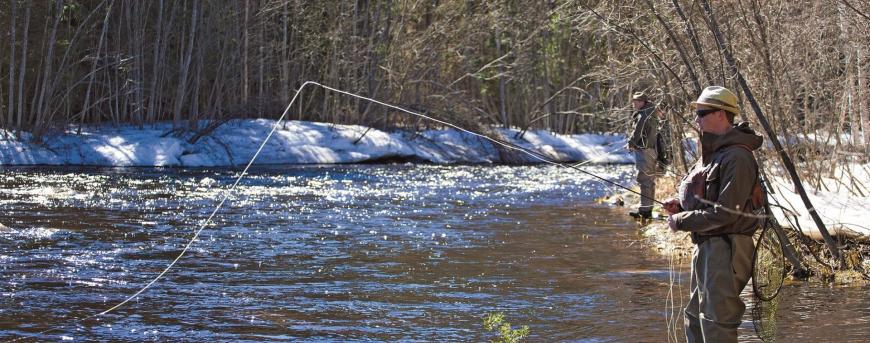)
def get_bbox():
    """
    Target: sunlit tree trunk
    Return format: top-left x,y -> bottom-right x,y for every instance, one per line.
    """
859,48 -> 869,148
